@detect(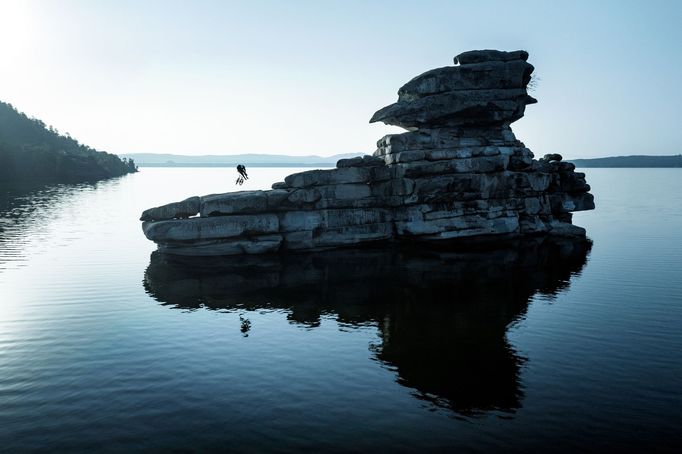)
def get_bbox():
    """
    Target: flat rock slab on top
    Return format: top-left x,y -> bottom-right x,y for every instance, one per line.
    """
455,49 -> 529,65
370,49 -> 536,129
398,60 -> 535,101
370,88 -> 537,129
